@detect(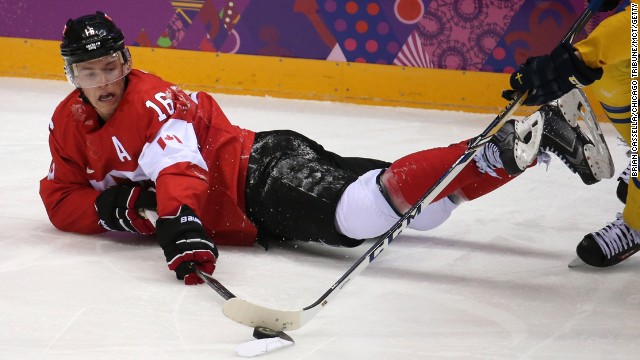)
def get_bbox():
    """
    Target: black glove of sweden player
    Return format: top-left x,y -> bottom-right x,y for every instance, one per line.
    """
95,185 -> 157,234
156,205 -> 218,285
503,43 -> 602,106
